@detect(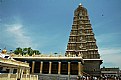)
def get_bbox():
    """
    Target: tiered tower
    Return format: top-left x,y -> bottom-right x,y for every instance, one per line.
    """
66,3 -> 100,59
66,4 -> 102,77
